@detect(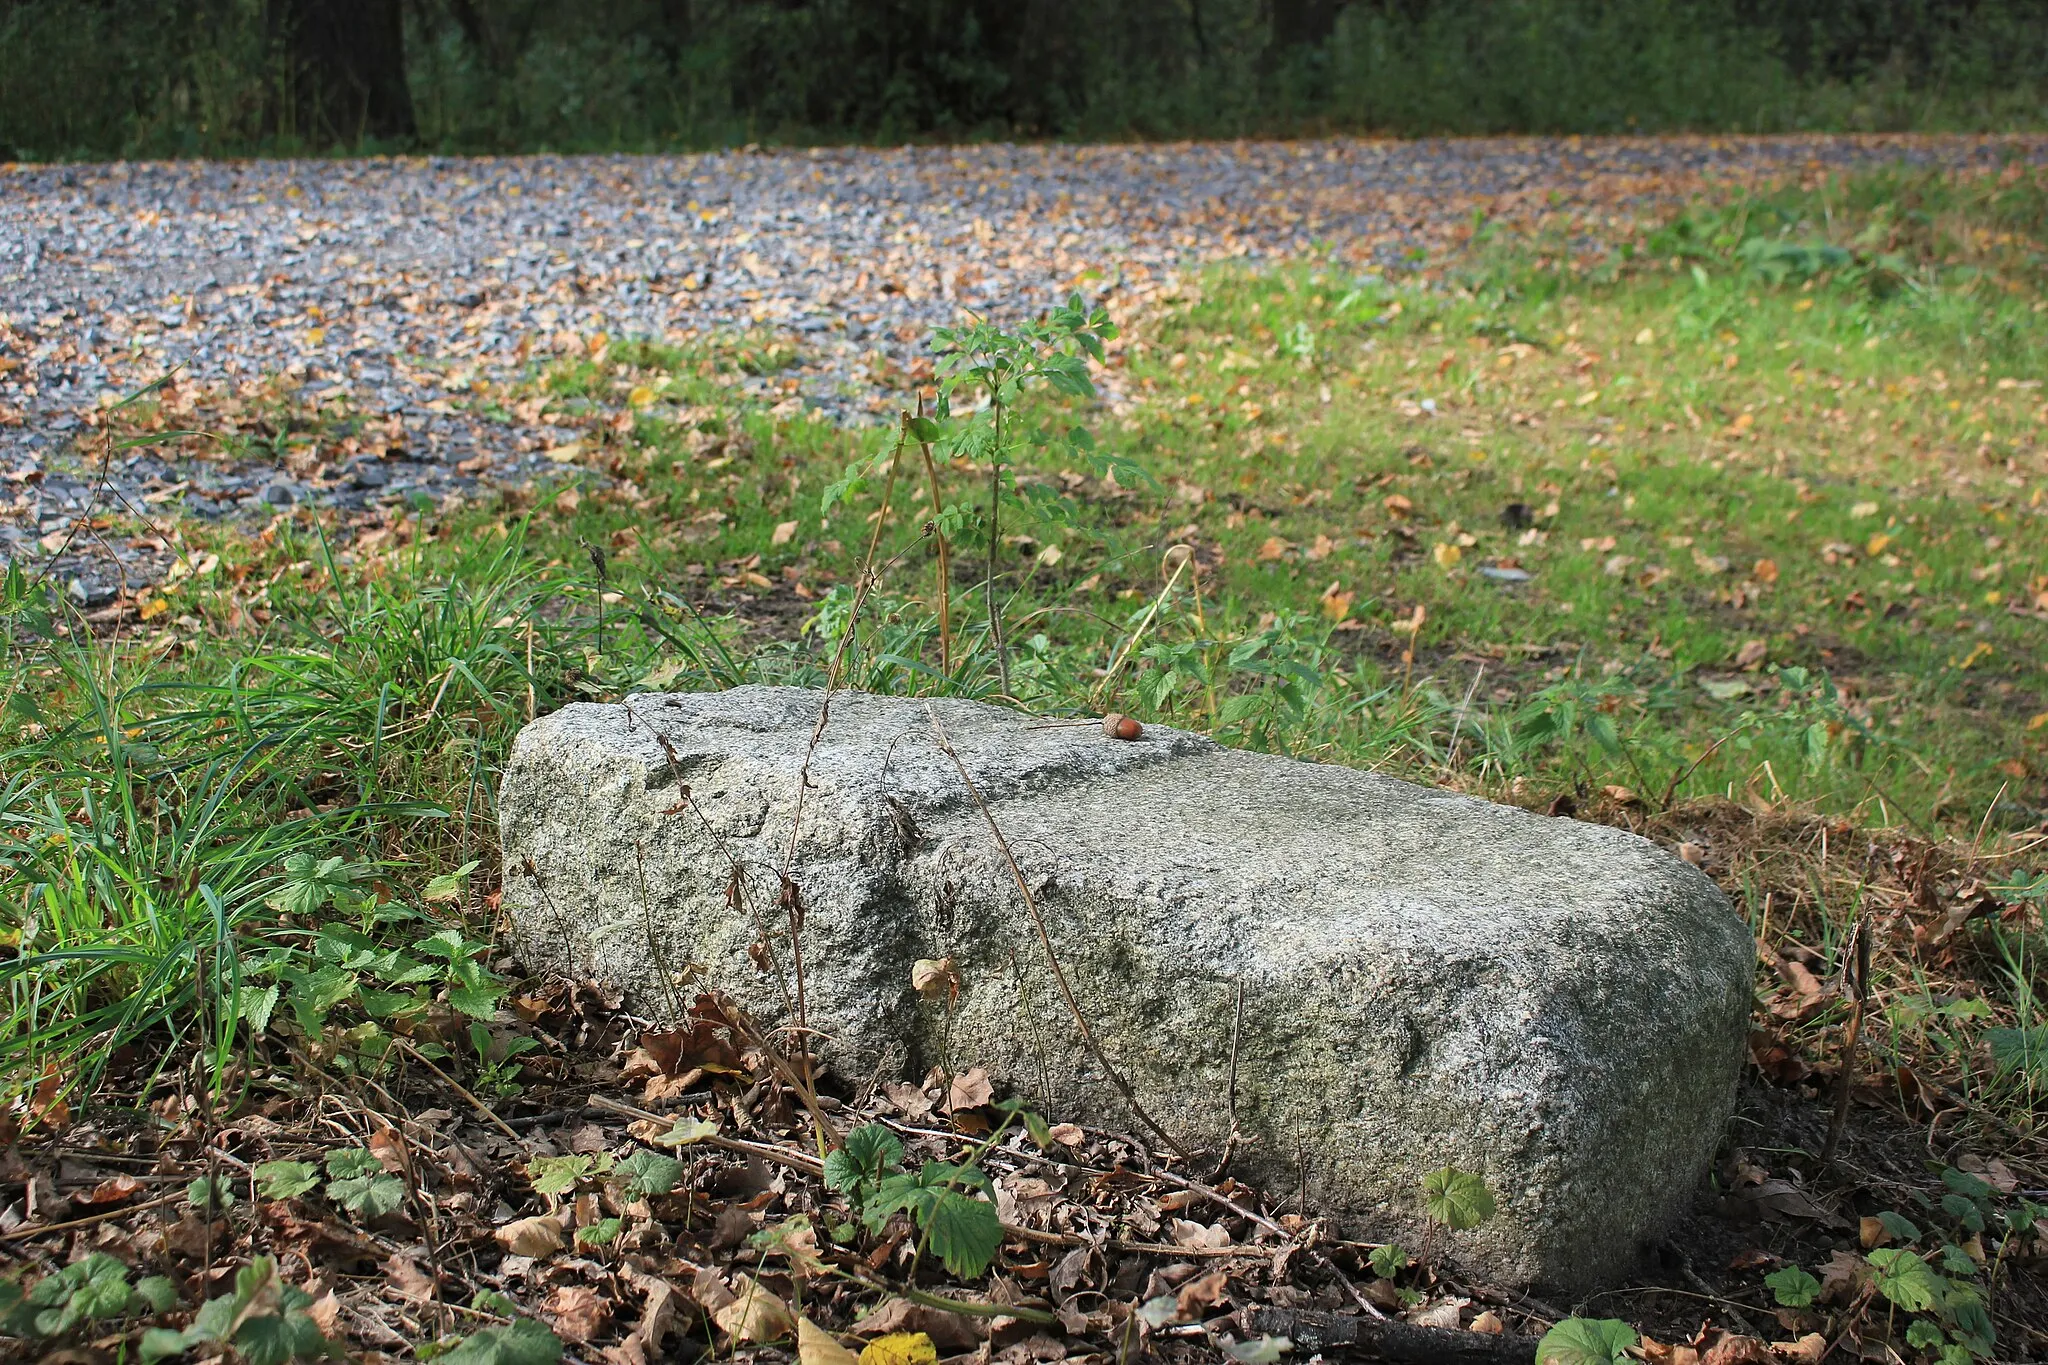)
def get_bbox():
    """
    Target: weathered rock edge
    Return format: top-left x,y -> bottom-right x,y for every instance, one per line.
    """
498,686 -> 1752,1289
